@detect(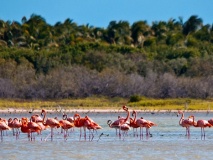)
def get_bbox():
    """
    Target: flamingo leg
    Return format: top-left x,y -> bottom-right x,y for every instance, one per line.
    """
133,128 -> 135,137
140,127 -> 143,139
119,127 -> 121,139
1,131 -> 3,141
89,129 -> 93,141
136,128 -> 138,137
84,127 -> 86,140
30,132 -> 33,141
64,129 -> 68,141
188,127 -> 190,136
27,133 -> 30,141
51,128 -> 53,141
44,132 -> 51,141
12,128 -> 15,136
146,128 -> 149,136
15,128 -> 19,140
79,127 -> 82,141
203,128 -> 205,137
122,131 -> 126,141
88,129 -> 94,141
91,130 -> 94,141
